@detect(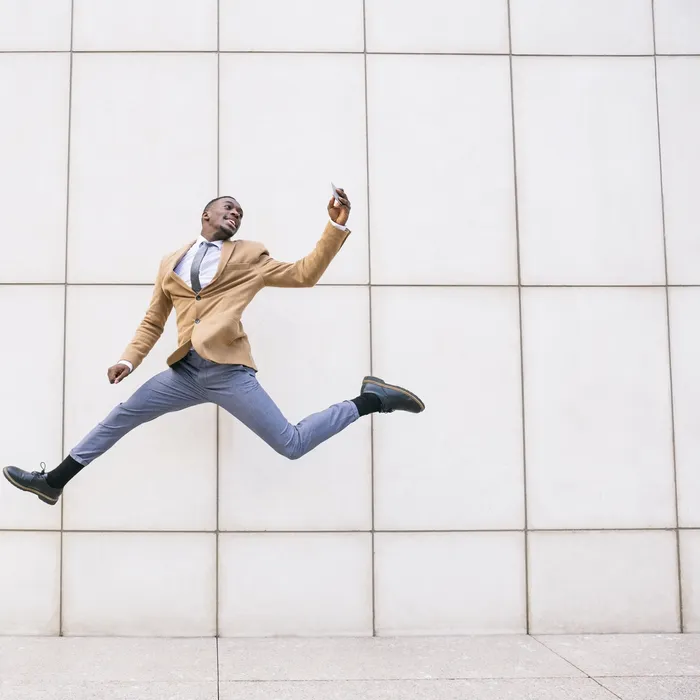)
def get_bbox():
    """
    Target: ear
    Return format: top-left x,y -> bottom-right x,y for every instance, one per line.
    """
202,210 -> 210,221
